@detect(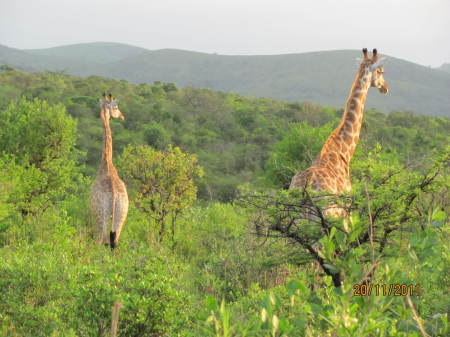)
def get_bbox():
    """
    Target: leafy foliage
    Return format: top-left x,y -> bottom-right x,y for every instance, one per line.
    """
0,69 -> 449,336
0,238 -> 190,337
120,144 -> 203,240
1,69 -> 449,199
204,147 -> 450,336
0,98 -> 82,245
0,98 -> 79,180
264,121 -> 334,188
